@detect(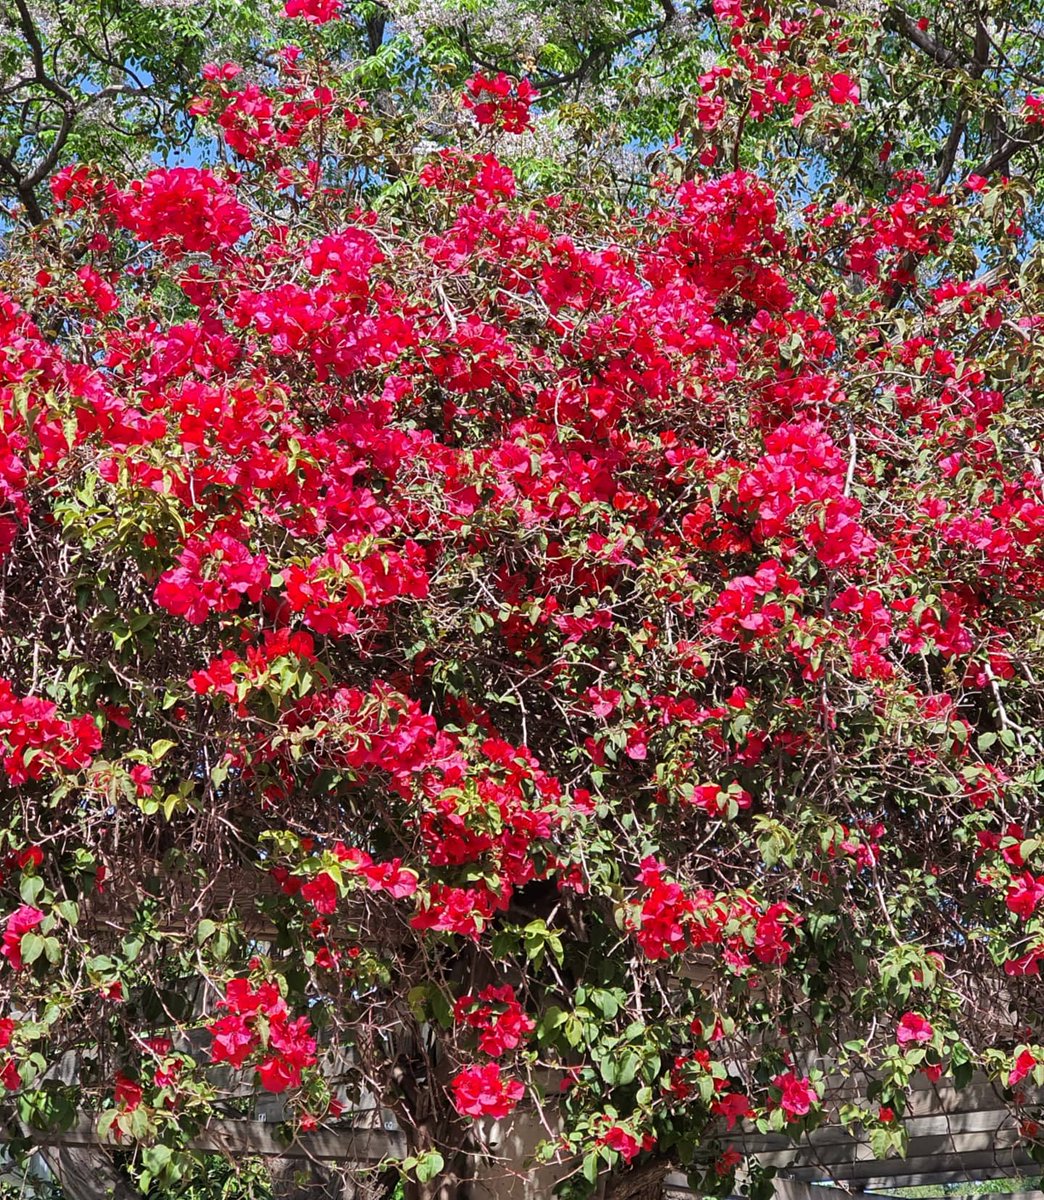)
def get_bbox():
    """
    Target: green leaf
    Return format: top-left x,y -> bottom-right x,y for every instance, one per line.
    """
415,1150 -> 444,1183
19,933 -> 44,966
407,986 -> 429,1022
537,1005 -> 567,1040
142,1143 -> 172,1173
617,1051 -> 640,1086
591,989 -> 619,1020
19,874 -> 44,905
